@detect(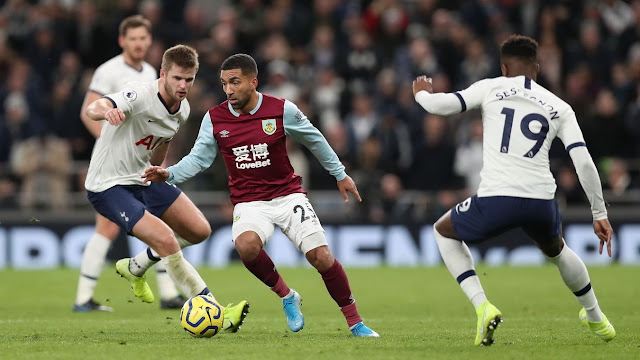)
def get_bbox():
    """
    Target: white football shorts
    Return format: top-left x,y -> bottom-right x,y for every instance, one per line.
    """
231,193 -> 326,254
